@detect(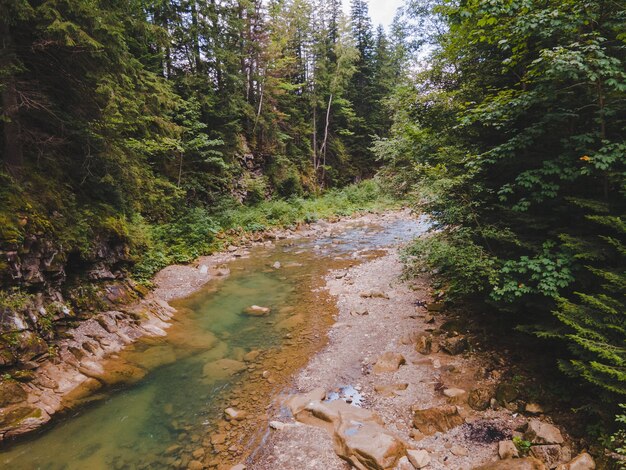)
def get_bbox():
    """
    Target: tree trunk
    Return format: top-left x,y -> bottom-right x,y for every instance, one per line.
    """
319,93 -> 333,186
0,16 -> 23,171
